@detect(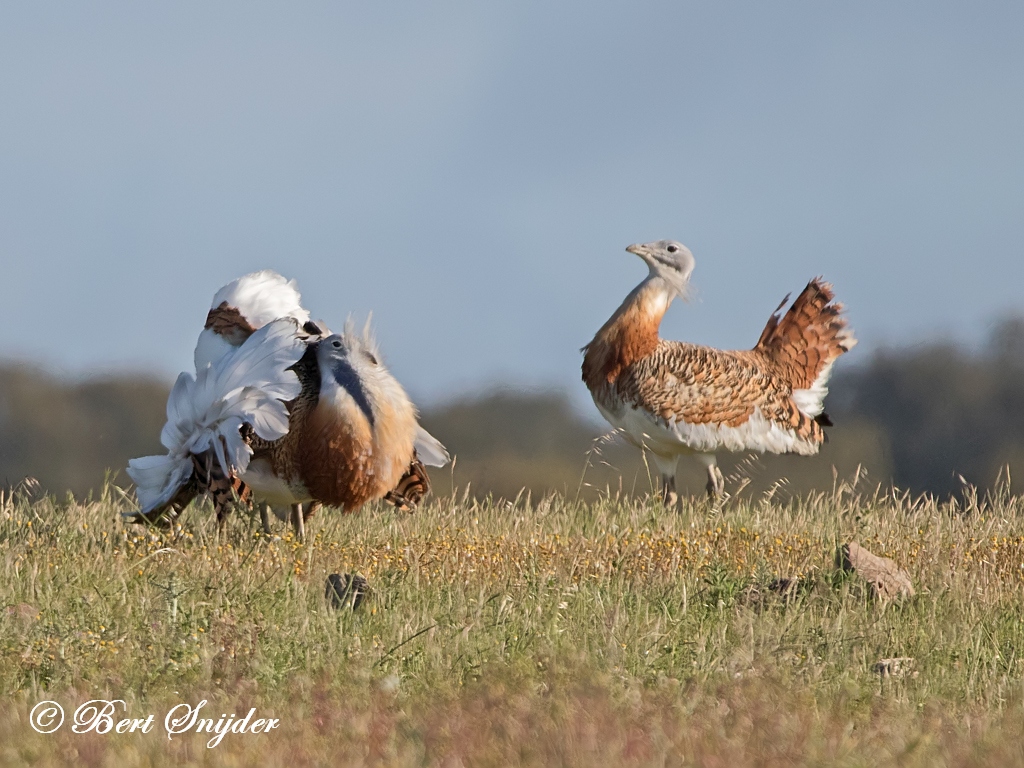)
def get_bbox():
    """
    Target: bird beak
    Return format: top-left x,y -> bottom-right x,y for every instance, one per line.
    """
626,243 -> 653,262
